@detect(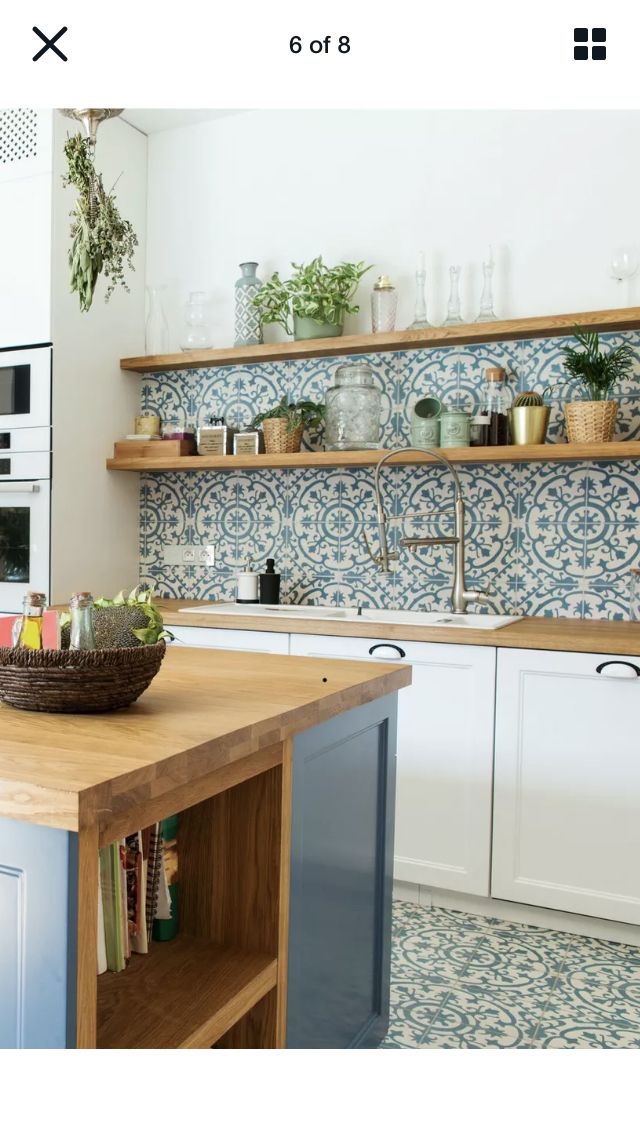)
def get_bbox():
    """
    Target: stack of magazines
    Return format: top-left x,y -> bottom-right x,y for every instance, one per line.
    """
98,819 -> 177,974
